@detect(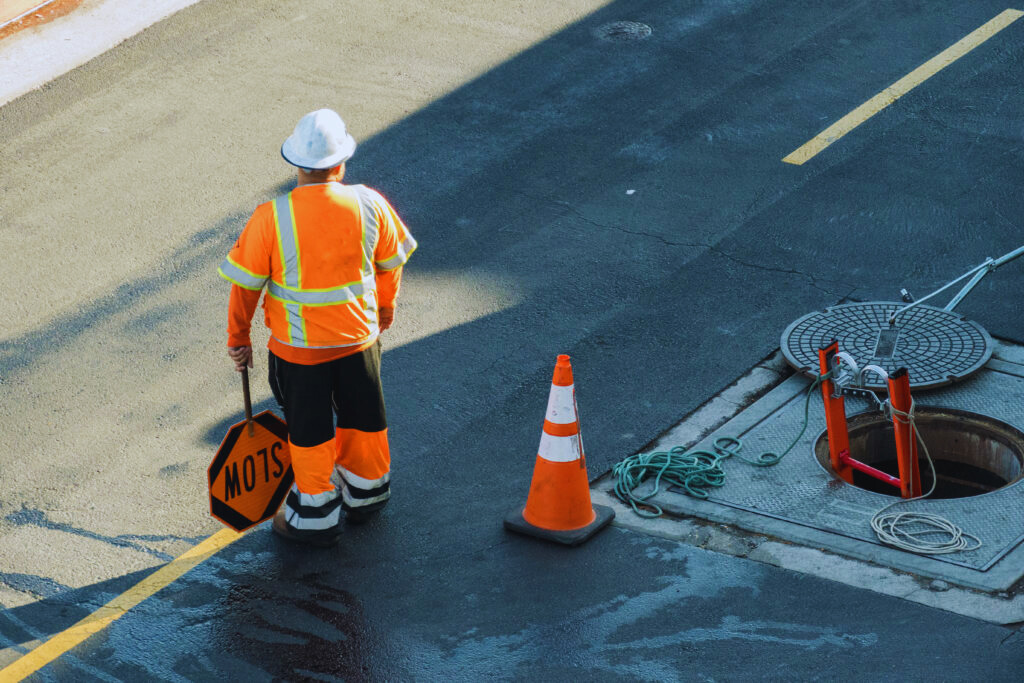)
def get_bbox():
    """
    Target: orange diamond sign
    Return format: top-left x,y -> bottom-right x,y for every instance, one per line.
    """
208,410 -> 293,531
